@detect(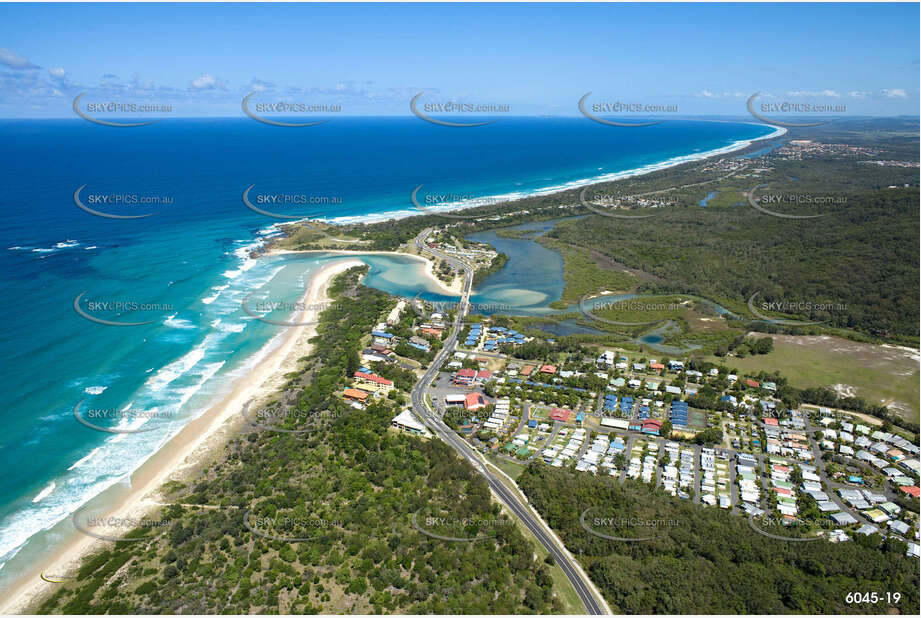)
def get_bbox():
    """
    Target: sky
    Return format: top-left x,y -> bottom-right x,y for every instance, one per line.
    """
0,2 -> 918,118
